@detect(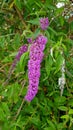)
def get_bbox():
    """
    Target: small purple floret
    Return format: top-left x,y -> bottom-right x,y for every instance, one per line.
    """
40,17 -> 49,30
27,38 -> 33,44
